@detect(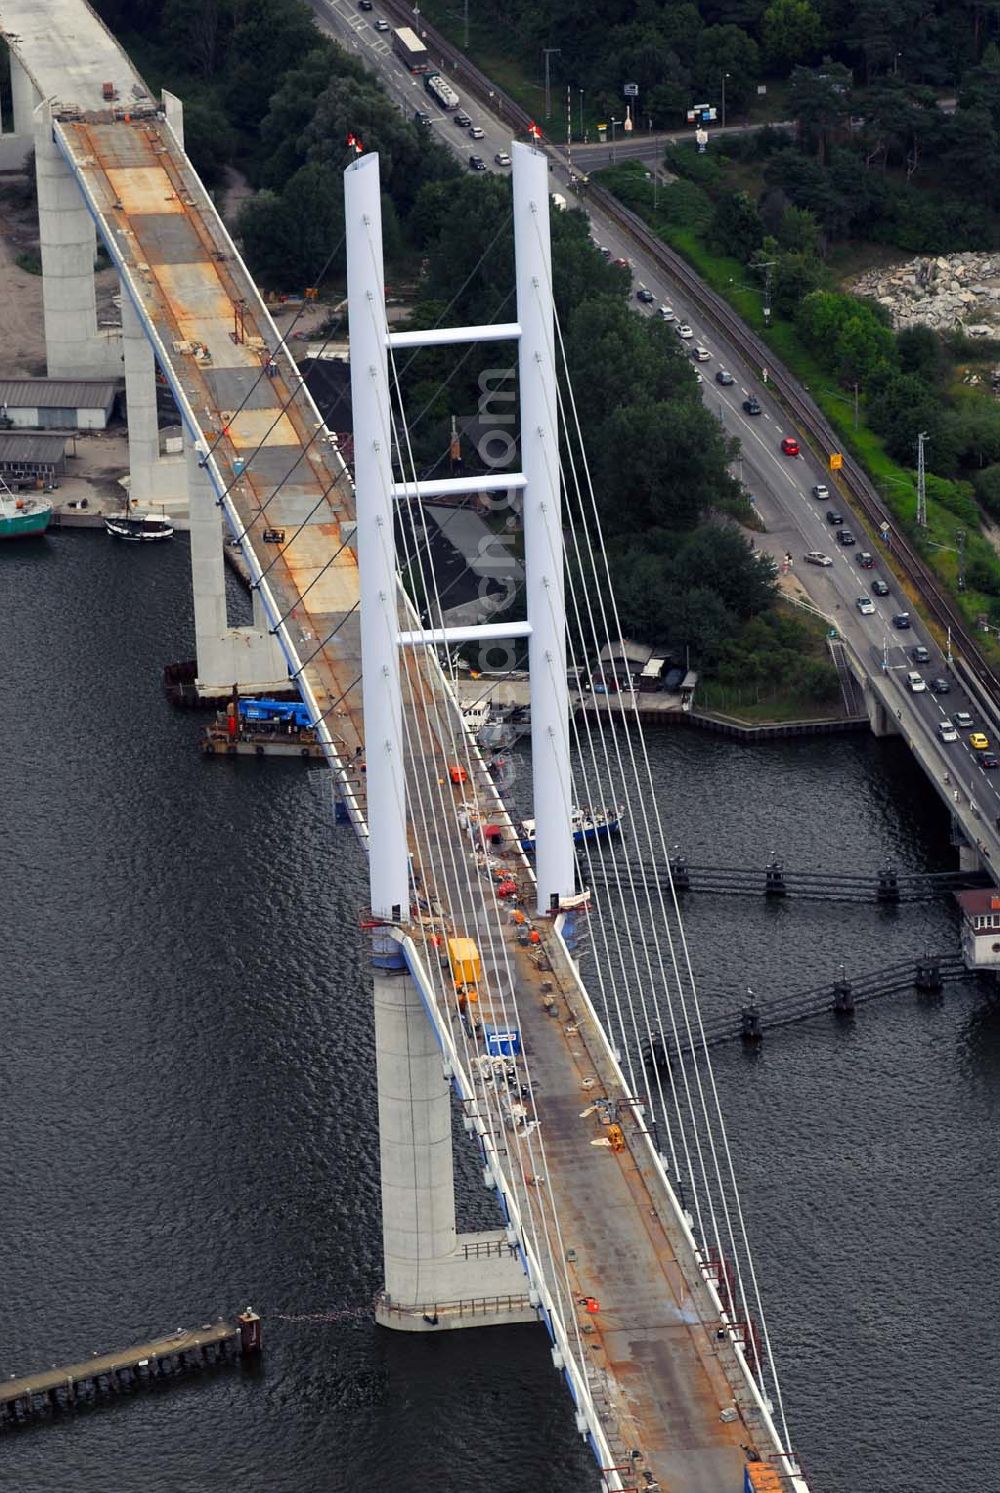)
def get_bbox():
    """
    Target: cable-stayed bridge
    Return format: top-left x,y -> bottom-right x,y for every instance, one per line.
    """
1,4 -> 811,1488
